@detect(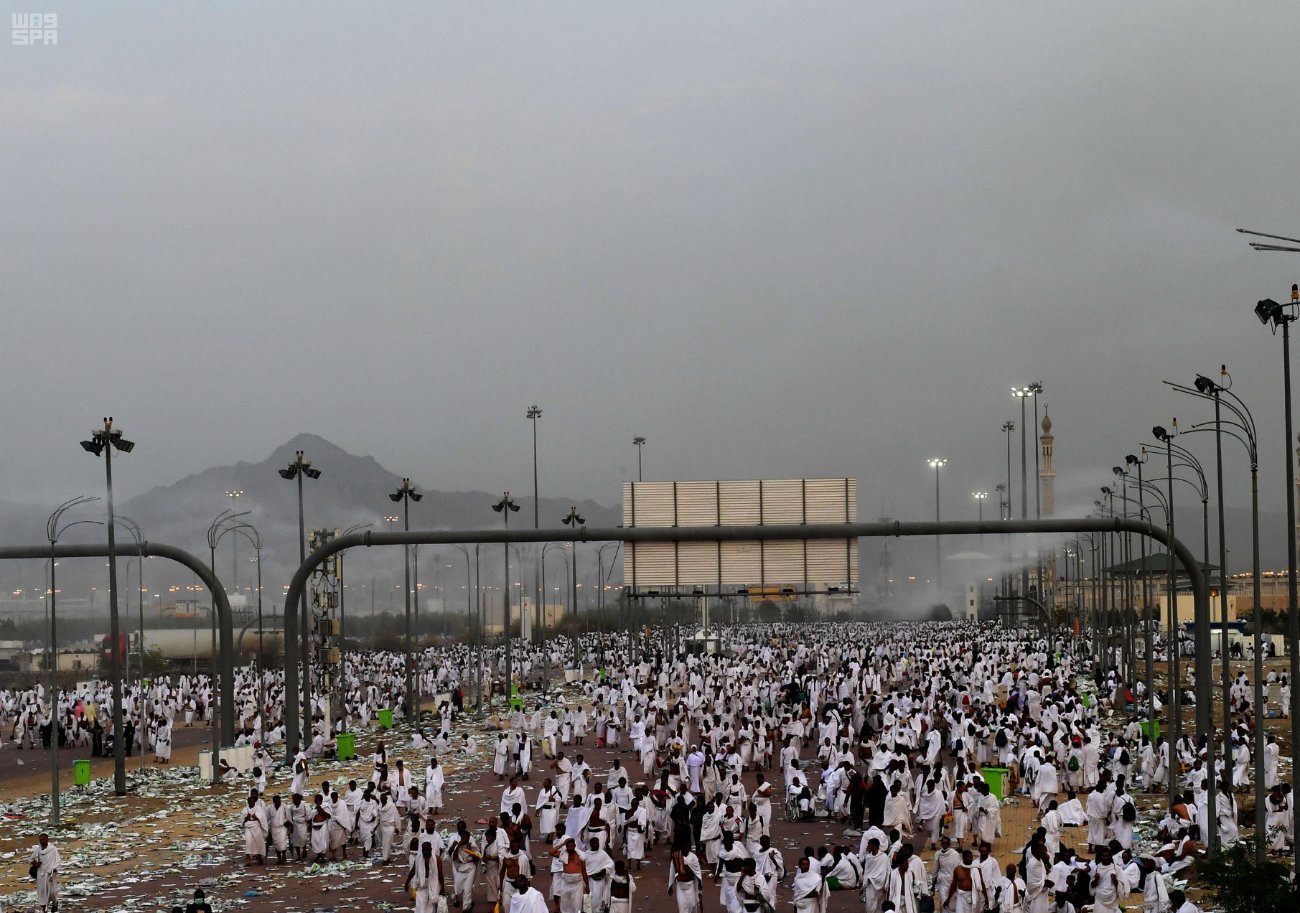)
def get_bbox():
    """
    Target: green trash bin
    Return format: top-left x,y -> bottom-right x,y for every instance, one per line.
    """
981,766 -> 1009,801
73,759 -> 91,787
336,732 -> 356,761
377,709 -> 393,730
1139,719 -> 1161,742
